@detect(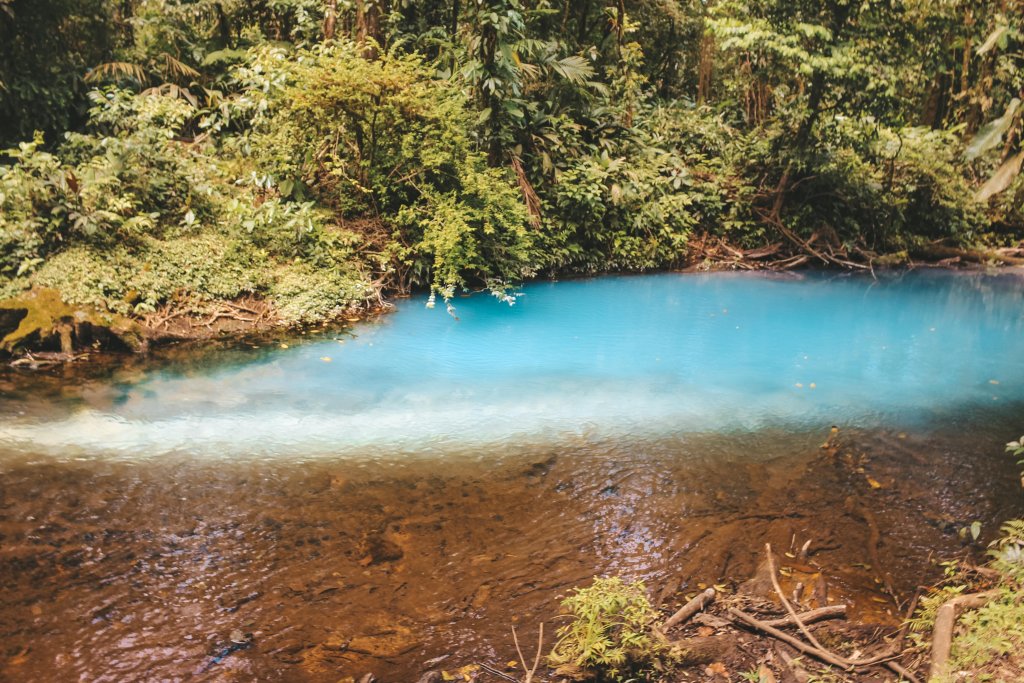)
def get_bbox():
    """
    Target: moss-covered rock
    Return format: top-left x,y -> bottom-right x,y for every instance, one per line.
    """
0,287 -> 147,355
